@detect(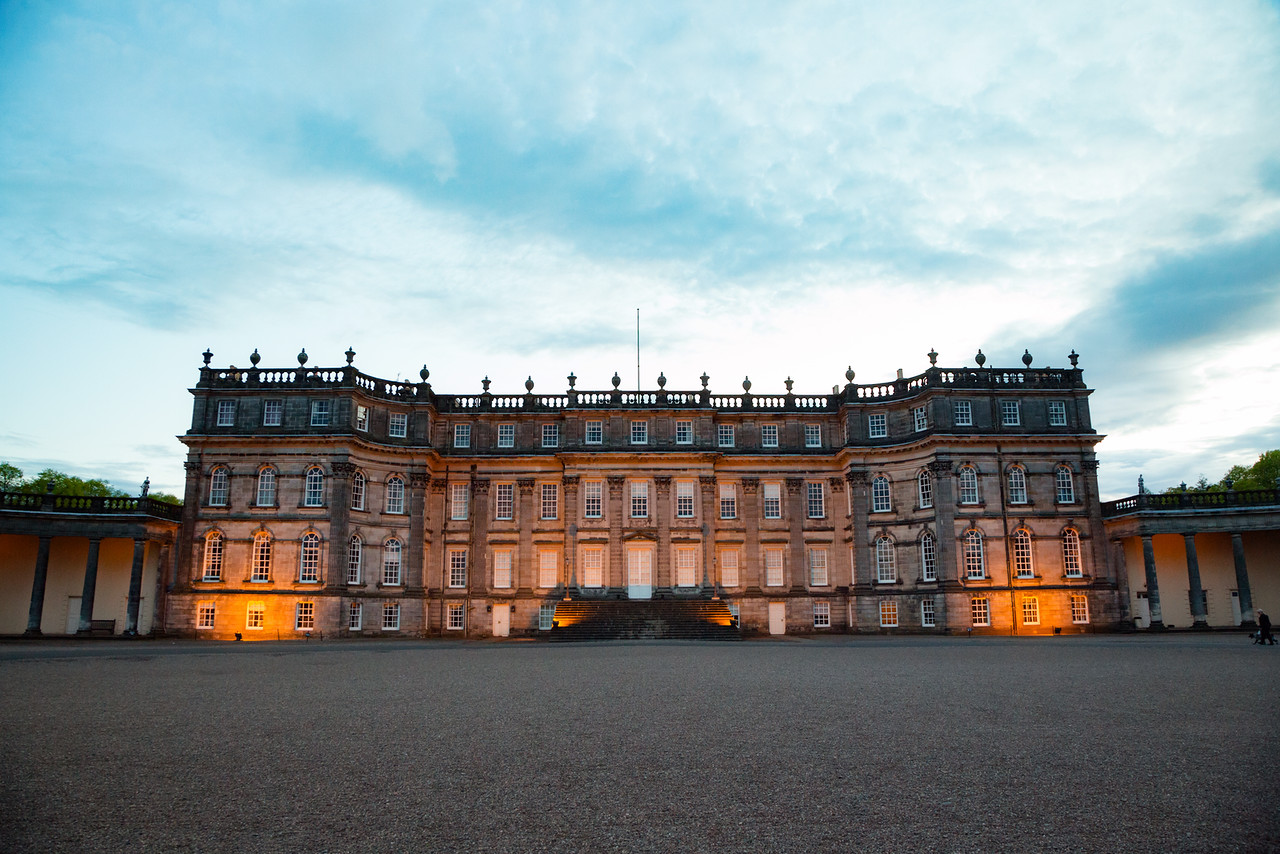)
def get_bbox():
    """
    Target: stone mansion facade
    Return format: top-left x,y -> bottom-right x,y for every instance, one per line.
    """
164,347 -> 1123,638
